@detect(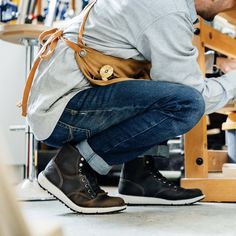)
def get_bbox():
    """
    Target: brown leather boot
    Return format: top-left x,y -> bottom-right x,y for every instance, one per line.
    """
38,144 -> 126,214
